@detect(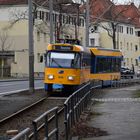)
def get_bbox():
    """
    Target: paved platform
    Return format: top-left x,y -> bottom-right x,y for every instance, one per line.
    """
81,85 -> 140,140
